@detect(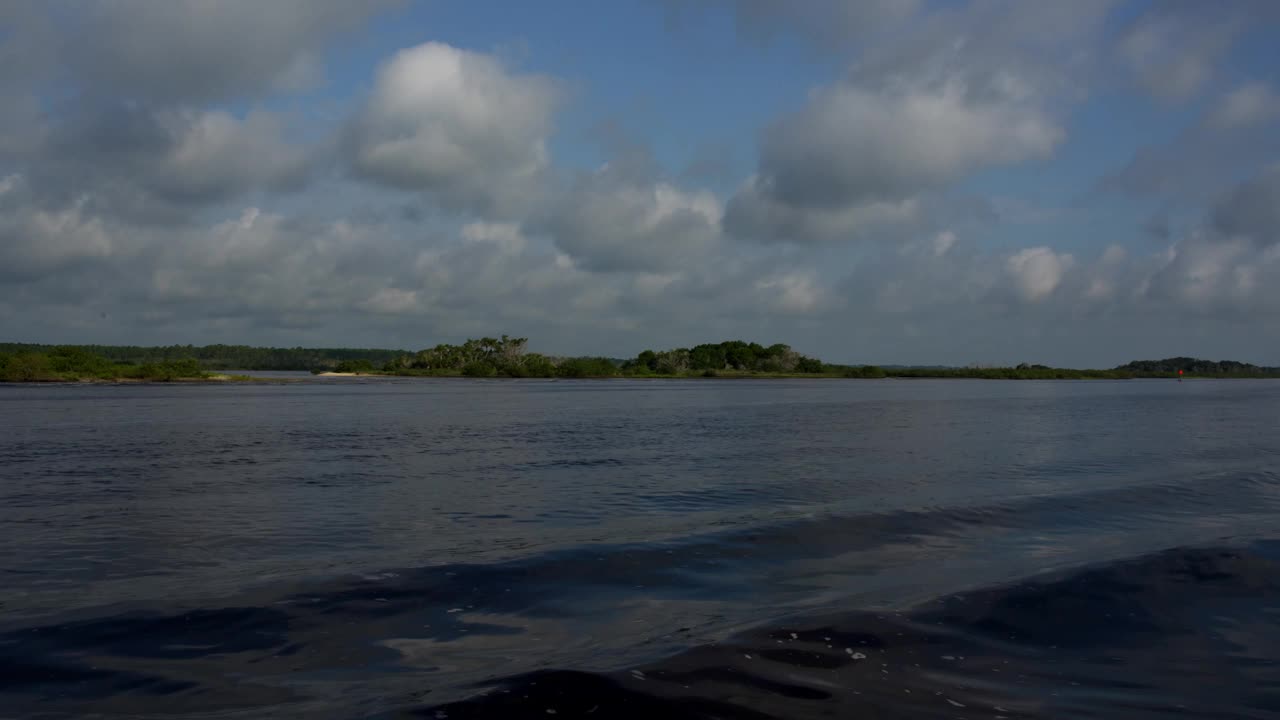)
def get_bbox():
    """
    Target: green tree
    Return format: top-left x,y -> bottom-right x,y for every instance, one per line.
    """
48,346 -> 114,376
795,356 -> 824,373
843,365 -> 886,378
653,349 -> 690,375
134,358 -> 205,381
688,344 -> 725,371
555,357 -> 619,378
334,359 -> 375,373
462,360 -> 497,377
520,353 -> 556,378
1,353 -> 54,381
